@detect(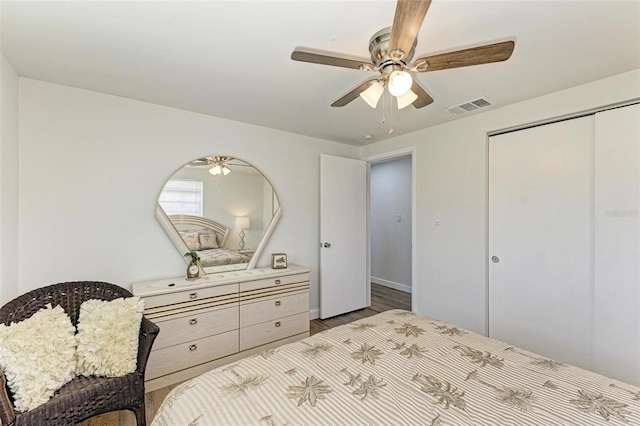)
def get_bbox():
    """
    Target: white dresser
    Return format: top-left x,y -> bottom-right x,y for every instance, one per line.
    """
132,264 -> 310,391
